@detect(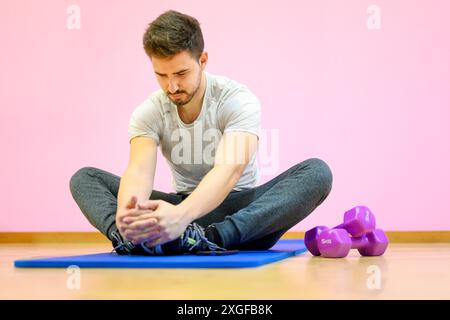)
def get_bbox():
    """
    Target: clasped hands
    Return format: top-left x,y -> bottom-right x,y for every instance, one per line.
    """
115,196 -> 192,248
